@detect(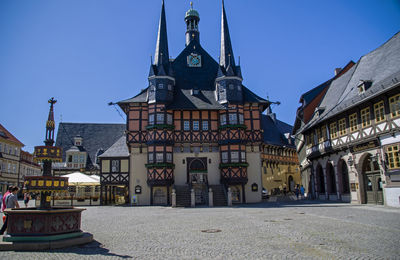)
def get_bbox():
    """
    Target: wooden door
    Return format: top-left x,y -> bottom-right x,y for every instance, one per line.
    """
364,173 -> 383,205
